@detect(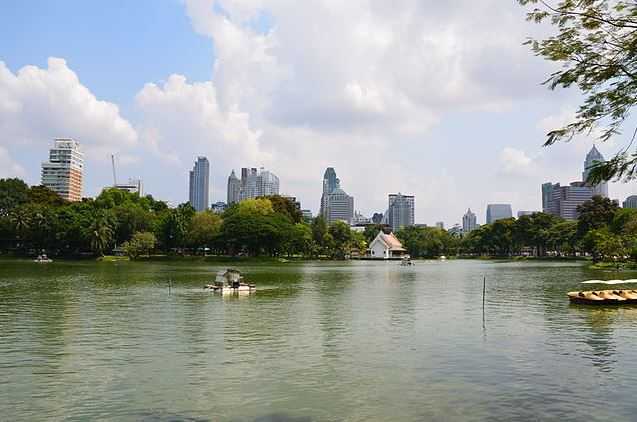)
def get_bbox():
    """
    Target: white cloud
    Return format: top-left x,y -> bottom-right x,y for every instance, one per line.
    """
500,147 -> 534,176
134,74 -> 269,201
174,0 -> 554,219
0,58 -> 137,159
0,147 -> 25,178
